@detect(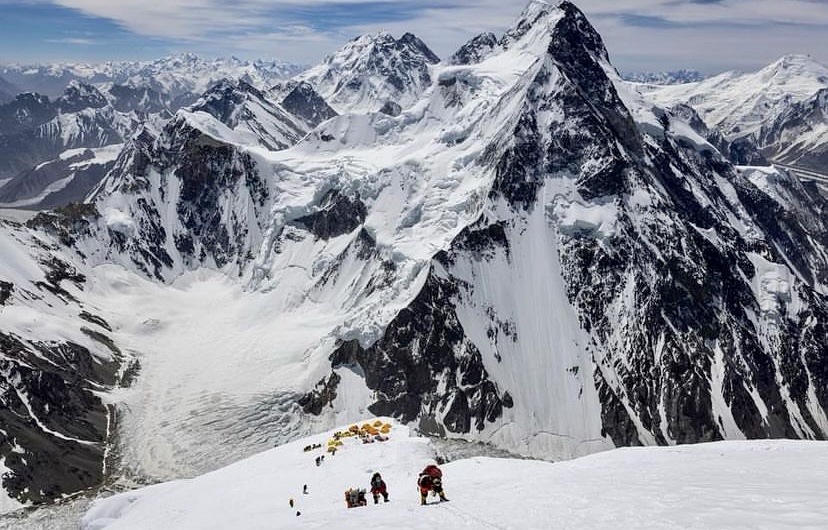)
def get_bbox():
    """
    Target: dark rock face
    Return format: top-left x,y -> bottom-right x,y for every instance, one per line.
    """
281,82 -> 338,127
448,32 -> 498,65
107,84 -> 173,115
85,111 -> 275,278
0,92 -> 54,135
493,3 -> 637,208
0,217 -> 129,508
328,269 -> 511,433
668,104 -> 767,166
379,101 -> 402,117
548,2 -> 641,158
190,79 -> 250,124
0,332 -> 120,505
175,142 -> 261,269
295,189 -> 367,240
759,88 -> 828,171
369,33 -> 439,93
0,280 -> 12,305
0,149 -> 113,209
398,33 -> 440,64
190,78 -> 308,150
27,202 -> 101,247
298,372 -> 341,415
56,82 -> 108,114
